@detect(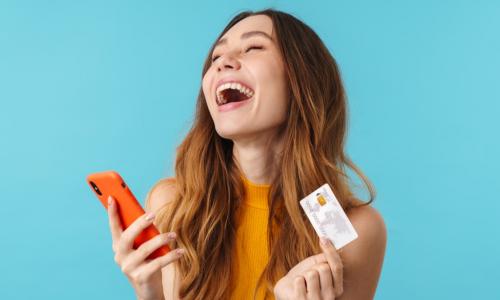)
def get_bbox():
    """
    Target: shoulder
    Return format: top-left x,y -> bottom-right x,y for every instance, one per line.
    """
144,177 -> 181,298
144,177 -> 177,214
342,204 -> 387,263
348,204 -> 386,249
337,205 -> 387,298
